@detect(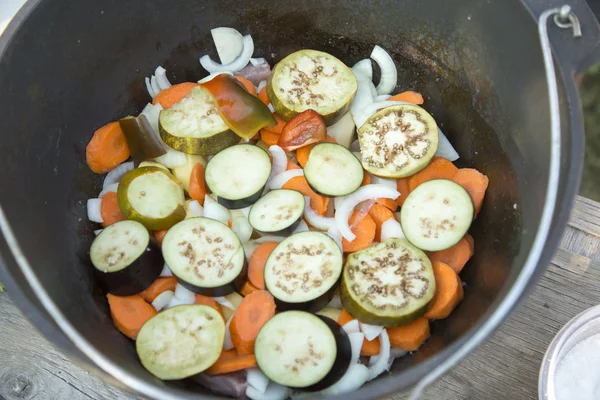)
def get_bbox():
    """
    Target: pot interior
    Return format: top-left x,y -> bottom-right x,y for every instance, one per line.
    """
0,0 -> 558,398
